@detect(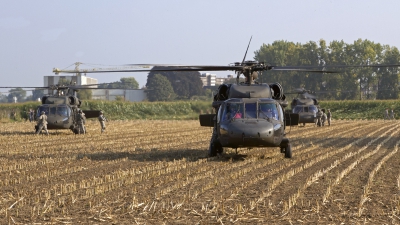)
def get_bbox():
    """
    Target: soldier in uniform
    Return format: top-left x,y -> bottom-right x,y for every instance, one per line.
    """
36,111 -> 49,135
76,109 -> 86,134
384,108 -> 390,120
321,110 -> 327,126
98,111 -> 107,133
327,109 -> 332,126
316,109 -> 323,127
